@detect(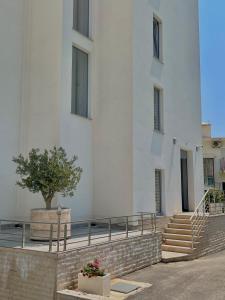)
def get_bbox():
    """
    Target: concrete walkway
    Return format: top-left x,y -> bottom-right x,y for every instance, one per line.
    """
123,250 -> 225,300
